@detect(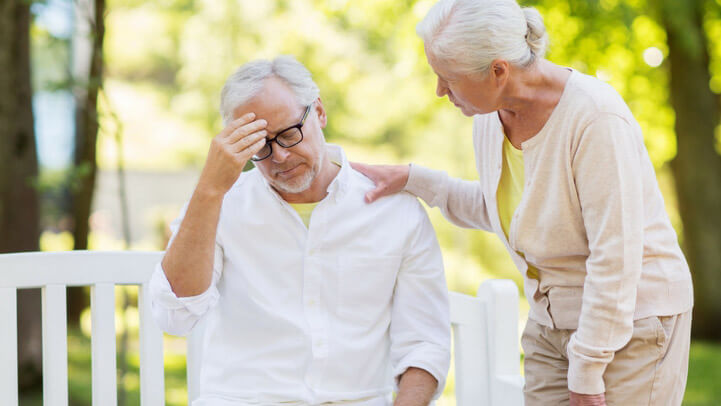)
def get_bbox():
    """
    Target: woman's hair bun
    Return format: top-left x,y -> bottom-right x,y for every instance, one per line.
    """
523,7 -> 548,59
